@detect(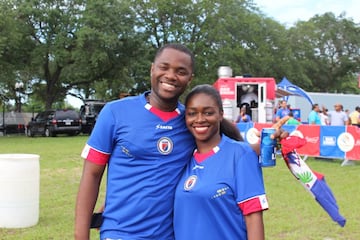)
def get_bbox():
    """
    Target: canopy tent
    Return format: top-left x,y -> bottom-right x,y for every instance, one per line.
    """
277,77 -> 314,105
